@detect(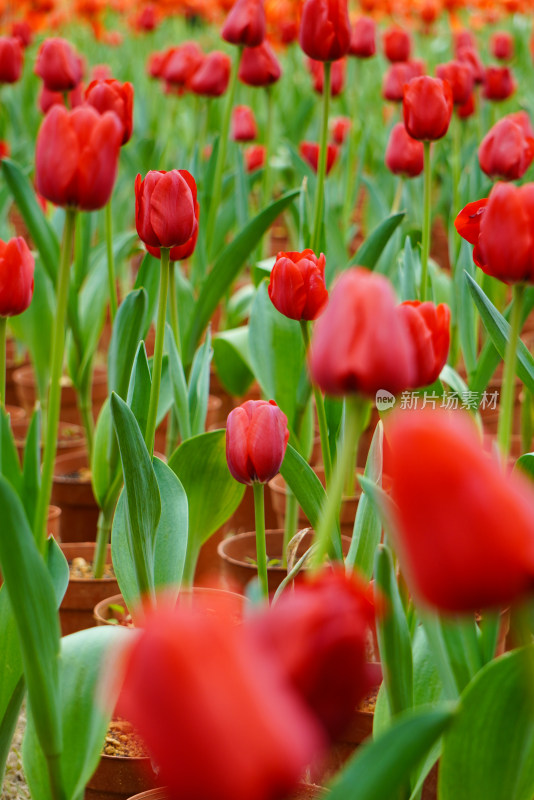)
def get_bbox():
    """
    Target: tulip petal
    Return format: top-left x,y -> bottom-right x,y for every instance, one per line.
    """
35,105 -> 79,207
149,171 -> 195,248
